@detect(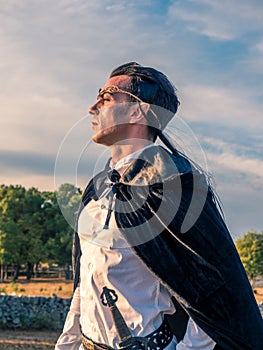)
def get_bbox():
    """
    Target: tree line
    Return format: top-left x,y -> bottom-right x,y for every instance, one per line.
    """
0,183 -> 81,281
236,231 -> 263,285
0,183 -> 262,283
